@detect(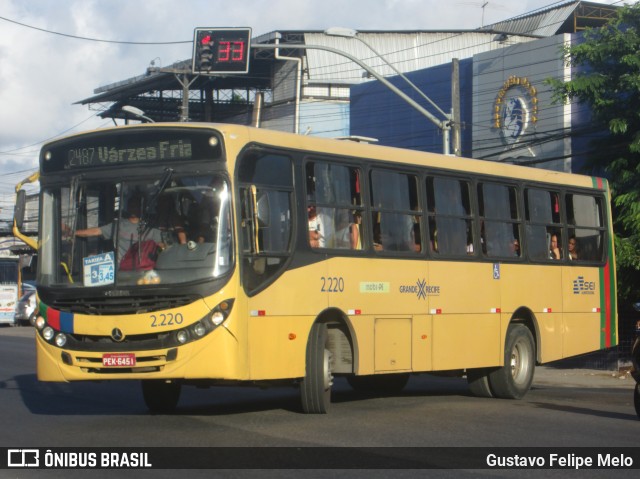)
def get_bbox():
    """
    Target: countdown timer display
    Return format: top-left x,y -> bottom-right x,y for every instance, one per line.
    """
192,28 -> 251,74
